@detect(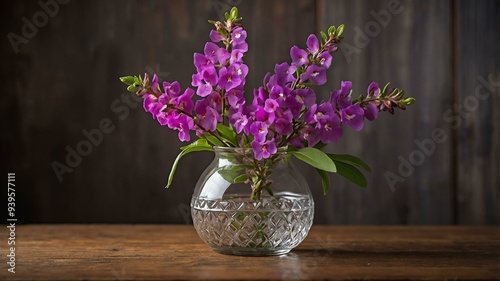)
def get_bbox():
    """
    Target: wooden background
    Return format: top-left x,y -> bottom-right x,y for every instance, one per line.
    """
1,0 -> 498,224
